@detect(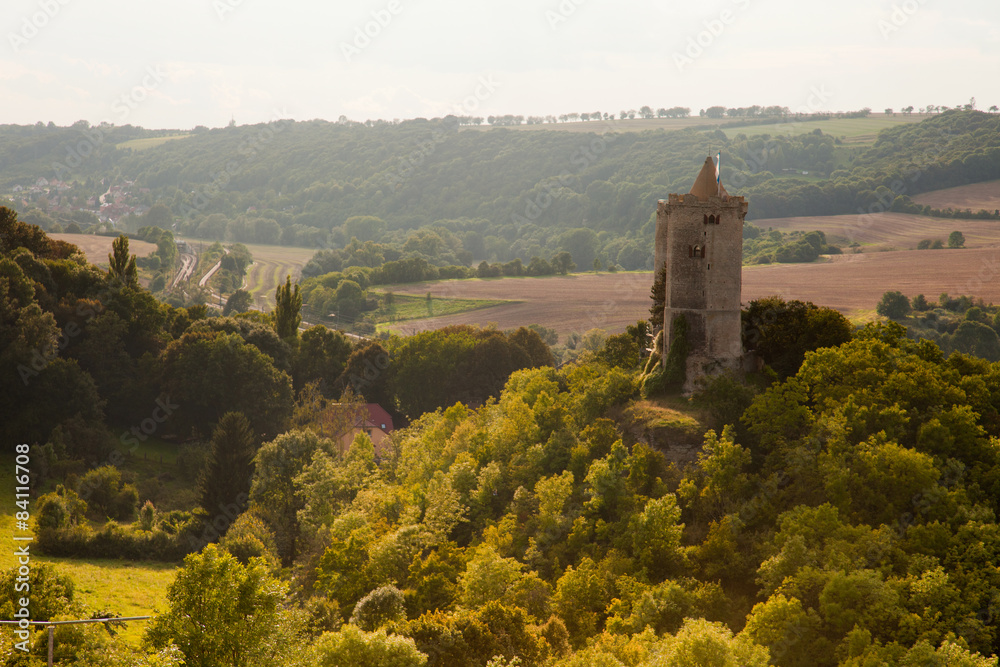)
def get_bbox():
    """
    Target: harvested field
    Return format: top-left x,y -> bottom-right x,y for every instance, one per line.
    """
385,248 -> 1000,338
178,240 -> 315,310
742,248 -> 1000,312
387,273 -> 654,339
49,233 -> 157,264
755,212 -> 1000,251
240,243 -> 315,309
913,179 -> 1000,212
